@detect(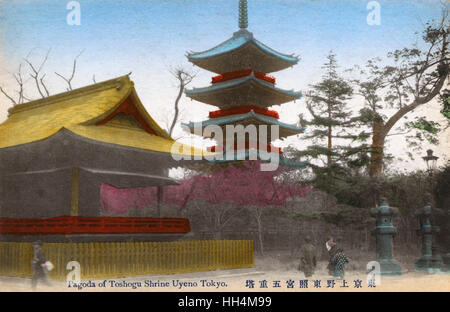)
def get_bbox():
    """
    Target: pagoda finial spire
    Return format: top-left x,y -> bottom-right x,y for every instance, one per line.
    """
239,0 -> 248,29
